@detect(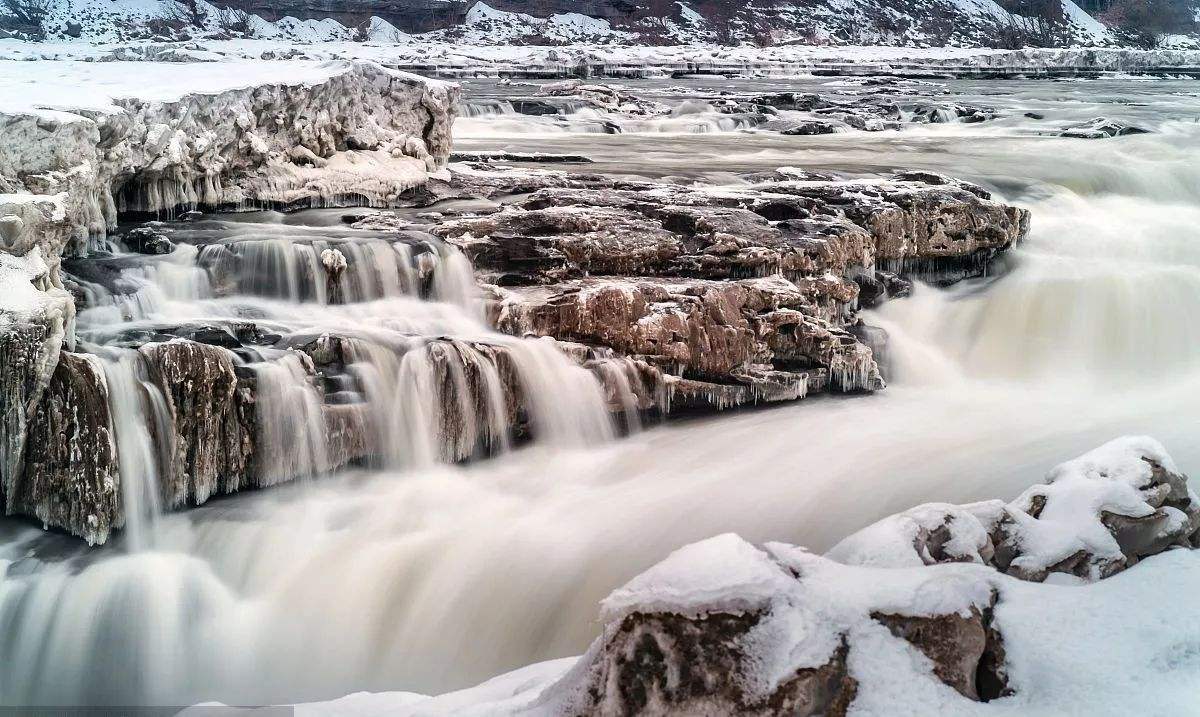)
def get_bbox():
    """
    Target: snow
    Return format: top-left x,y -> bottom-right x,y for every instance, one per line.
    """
280,436 -> 1200,716
677,2 -> 705,25
826,501 -> 1001,568
599,532 -> 796,622
0,247 -> 55,317
0,59 -> 350,116
1005,435 -> 1190,579
1062,0 -> 1111,42
432,2 -> 633,45
0,58 -> 450,123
